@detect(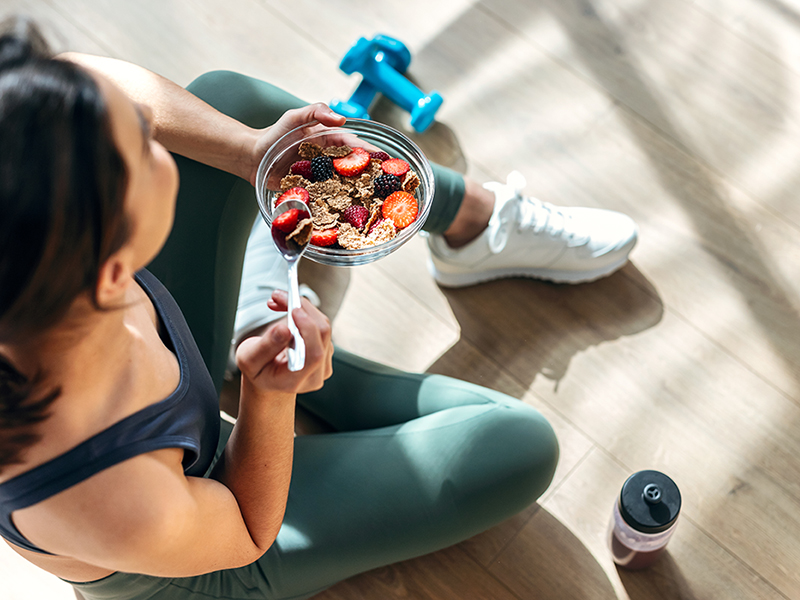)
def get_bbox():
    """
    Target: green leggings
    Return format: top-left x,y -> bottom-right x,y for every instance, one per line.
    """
71,72 -> 558,600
